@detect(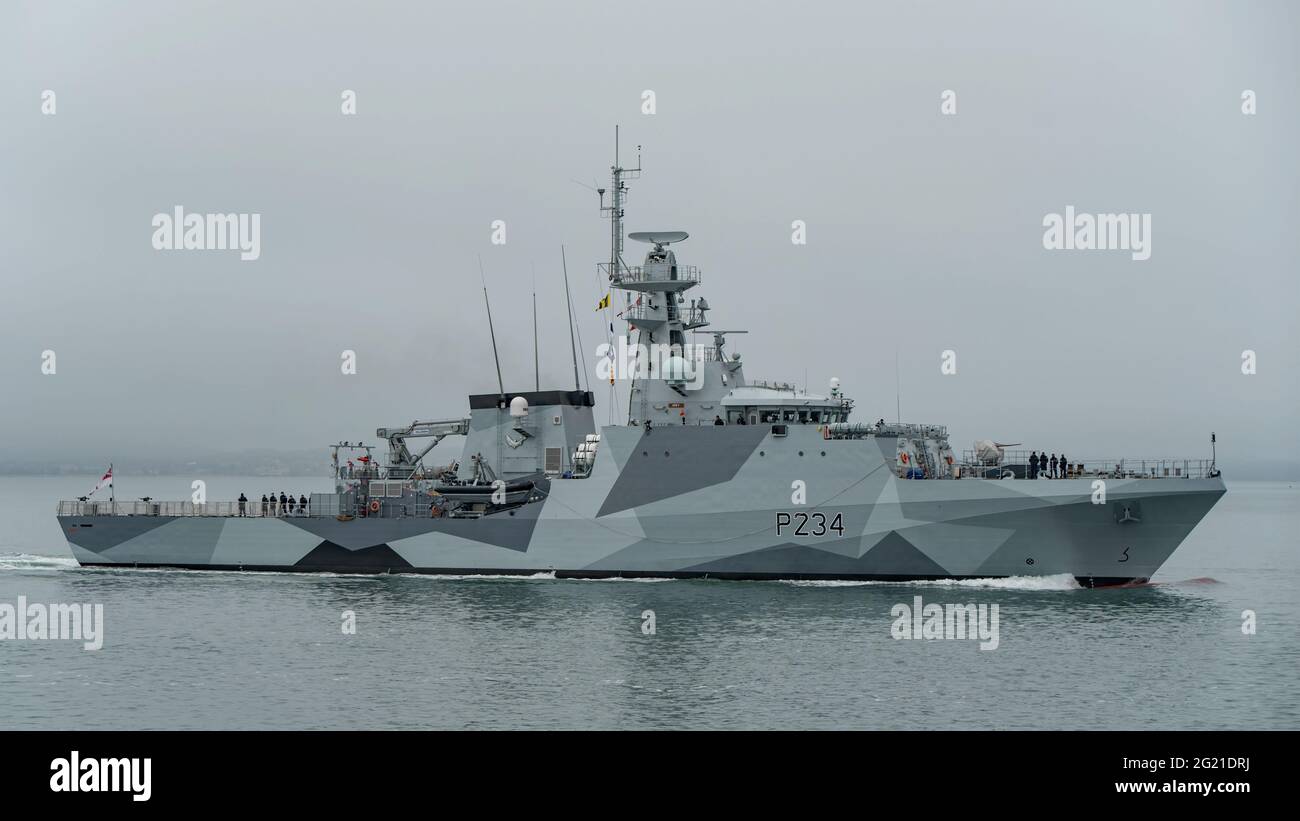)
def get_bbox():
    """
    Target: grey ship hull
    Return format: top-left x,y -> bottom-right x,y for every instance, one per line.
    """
59,427 -> 1225,586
